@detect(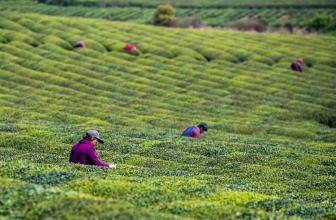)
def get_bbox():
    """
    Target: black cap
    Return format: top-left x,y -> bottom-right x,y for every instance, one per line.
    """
198,123 -> 208,132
